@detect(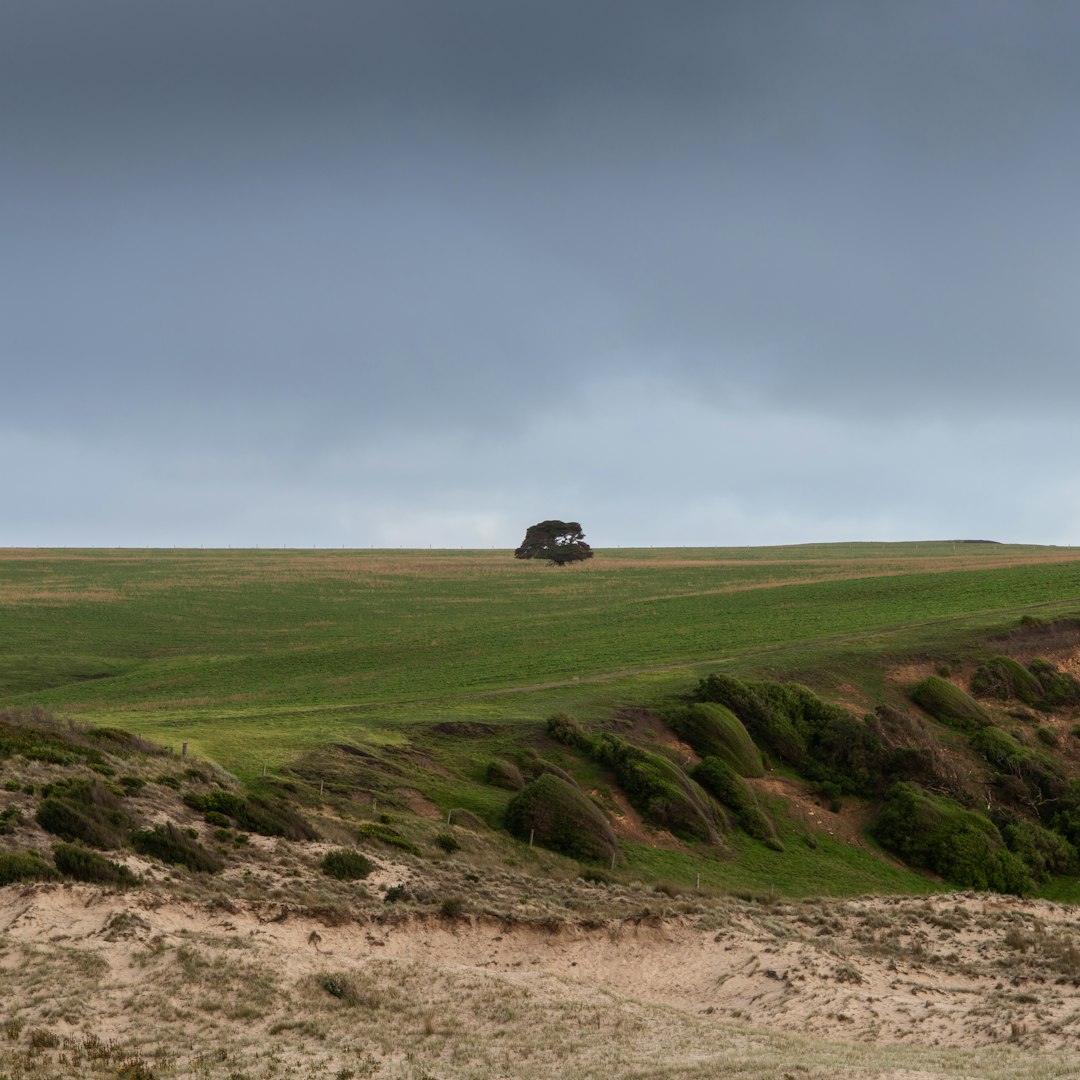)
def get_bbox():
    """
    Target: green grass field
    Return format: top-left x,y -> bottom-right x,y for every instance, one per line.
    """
4,542 -> 1080,777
